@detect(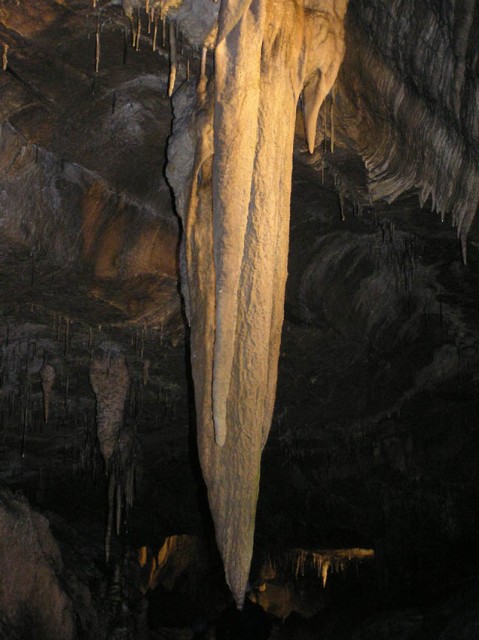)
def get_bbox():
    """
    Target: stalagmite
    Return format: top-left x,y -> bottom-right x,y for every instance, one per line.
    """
167,0 -> 348,608
40,362 -> 55,423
